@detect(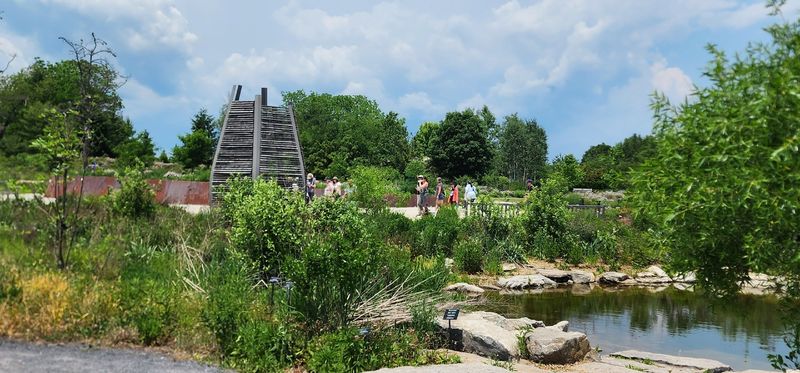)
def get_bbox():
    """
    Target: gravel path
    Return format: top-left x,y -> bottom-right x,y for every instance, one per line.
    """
0,339 -> 226,373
